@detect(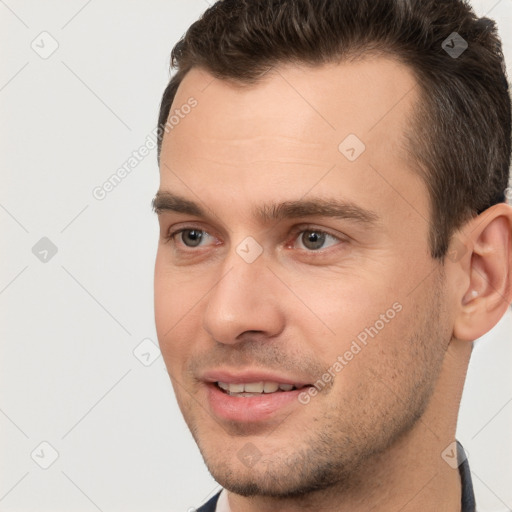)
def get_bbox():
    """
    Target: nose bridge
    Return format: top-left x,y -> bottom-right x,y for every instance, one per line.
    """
202,244 -> 284,343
